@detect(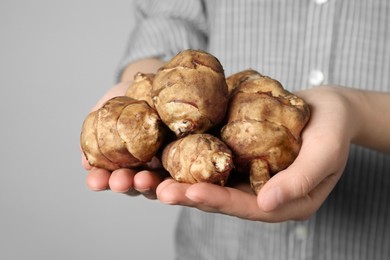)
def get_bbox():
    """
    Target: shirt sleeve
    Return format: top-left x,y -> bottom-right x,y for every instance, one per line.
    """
117,0 -> 208,78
